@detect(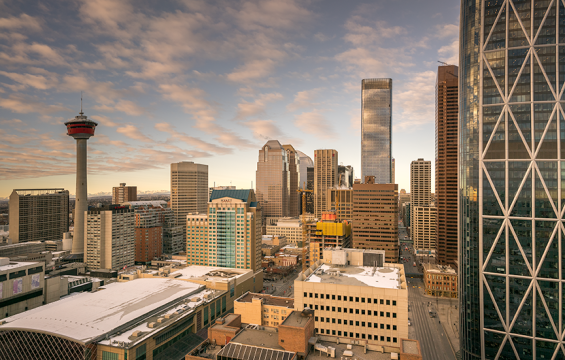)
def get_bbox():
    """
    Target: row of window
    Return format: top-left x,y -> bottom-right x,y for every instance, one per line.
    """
304,293 -> 396,306
316,328 -> 398,343
311,306 -> 397,318
316,317 -> 398,329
